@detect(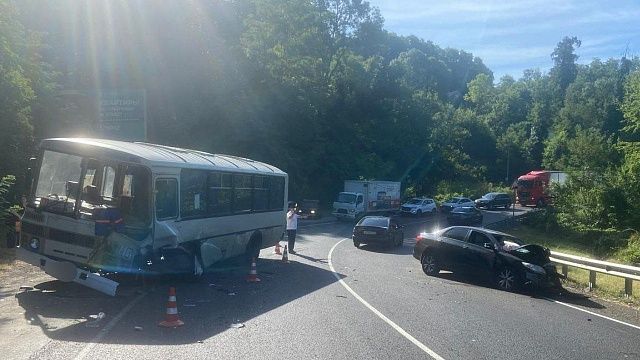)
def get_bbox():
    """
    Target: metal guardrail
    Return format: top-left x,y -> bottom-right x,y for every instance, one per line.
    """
550,251 -> 639,297
483,209 -> 638,297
